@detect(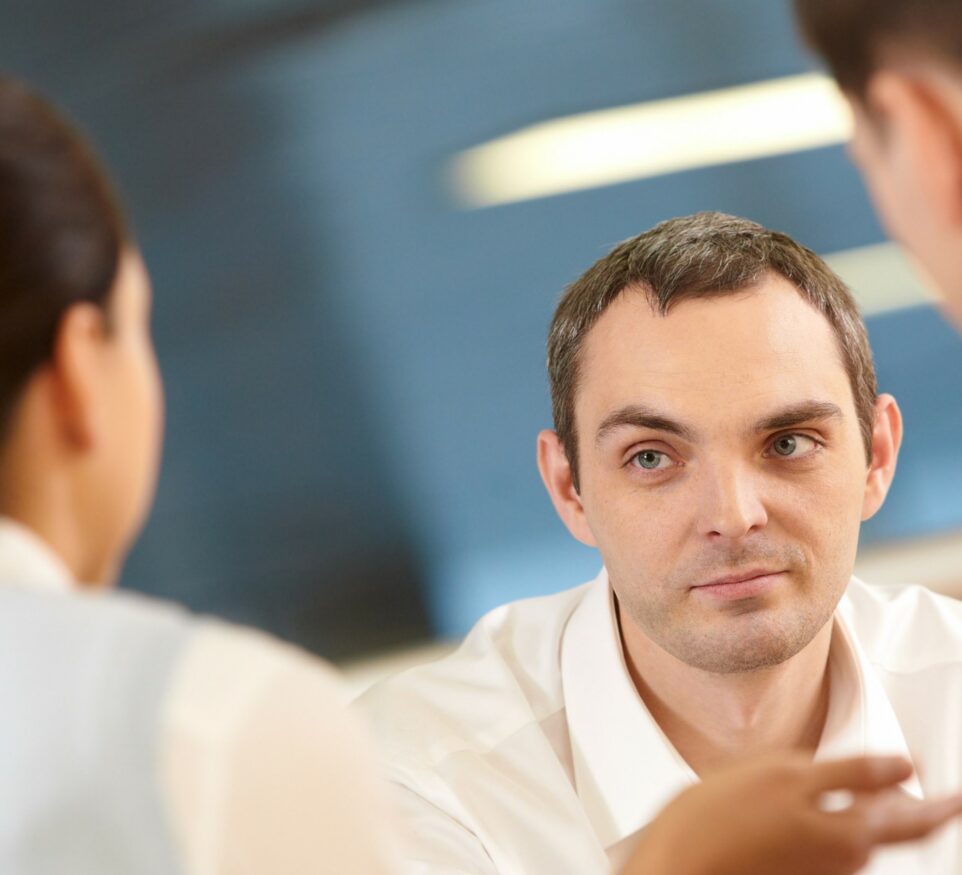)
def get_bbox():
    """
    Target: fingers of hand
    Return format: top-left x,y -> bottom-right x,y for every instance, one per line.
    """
864,791 -> 962,845
807,755 -> 913,796
817,787 -> 962,859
